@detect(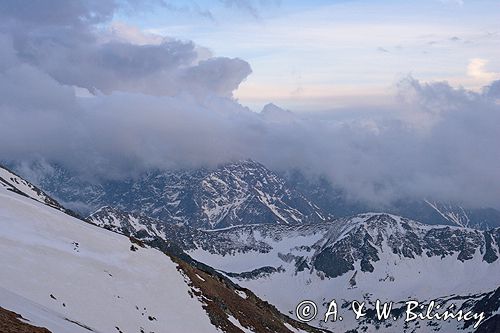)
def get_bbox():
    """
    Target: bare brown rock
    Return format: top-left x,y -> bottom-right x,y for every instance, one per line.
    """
0,306 -> 52,333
